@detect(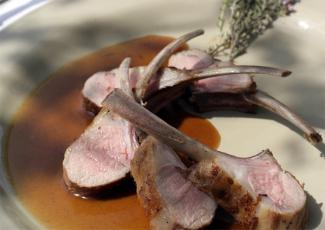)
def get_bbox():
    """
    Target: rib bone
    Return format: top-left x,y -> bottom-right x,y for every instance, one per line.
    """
119,57 -> 133,98
103,89 -> 221,161
135,29 -> 204,100
190,65 -> 291,78
244,90 -> 322,144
